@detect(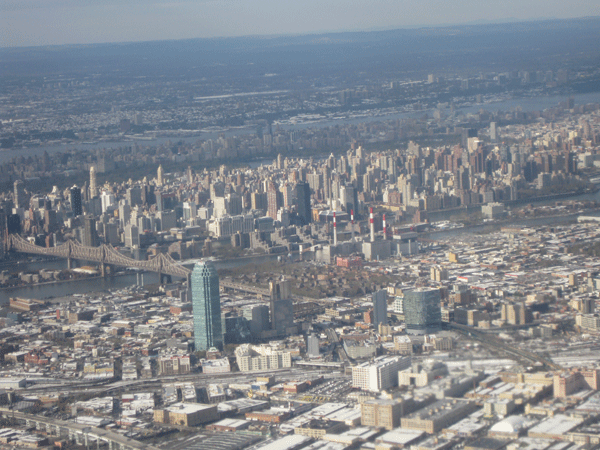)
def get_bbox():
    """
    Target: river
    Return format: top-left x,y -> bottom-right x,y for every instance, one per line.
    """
1,200 -> 594,305
3,90 -> 600,301
0,253 -> 283,305
3,91 -> 600,165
